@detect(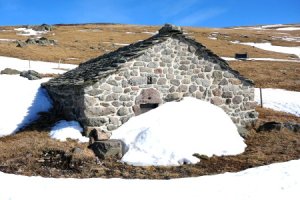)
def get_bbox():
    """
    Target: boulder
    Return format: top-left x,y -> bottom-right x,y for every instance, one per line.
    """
89,139 -> 125,160
16,40 -> 26,48
0,68 -> 21,75
33,24 -> 53,31
25,38 -> 37,44
257,121 -> 300,133
20,70 -> 42,80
